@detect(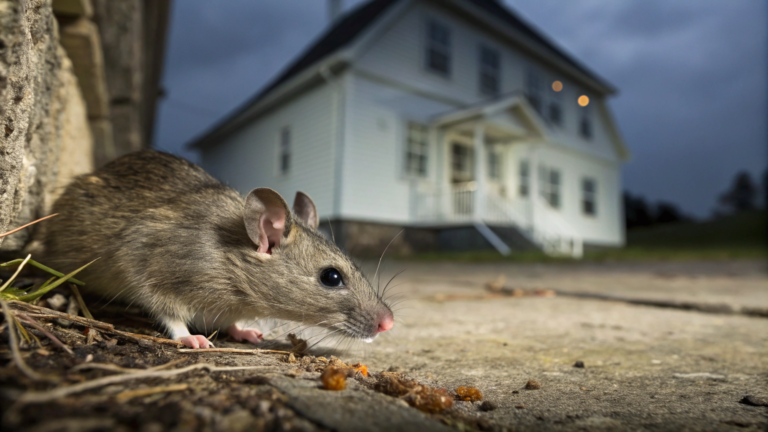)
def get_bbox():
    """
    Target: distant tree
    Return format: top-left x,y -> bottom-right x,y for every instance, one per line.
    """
718,171 -> 758,213
624,192 -> 654,229
654,201 -> 689,224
